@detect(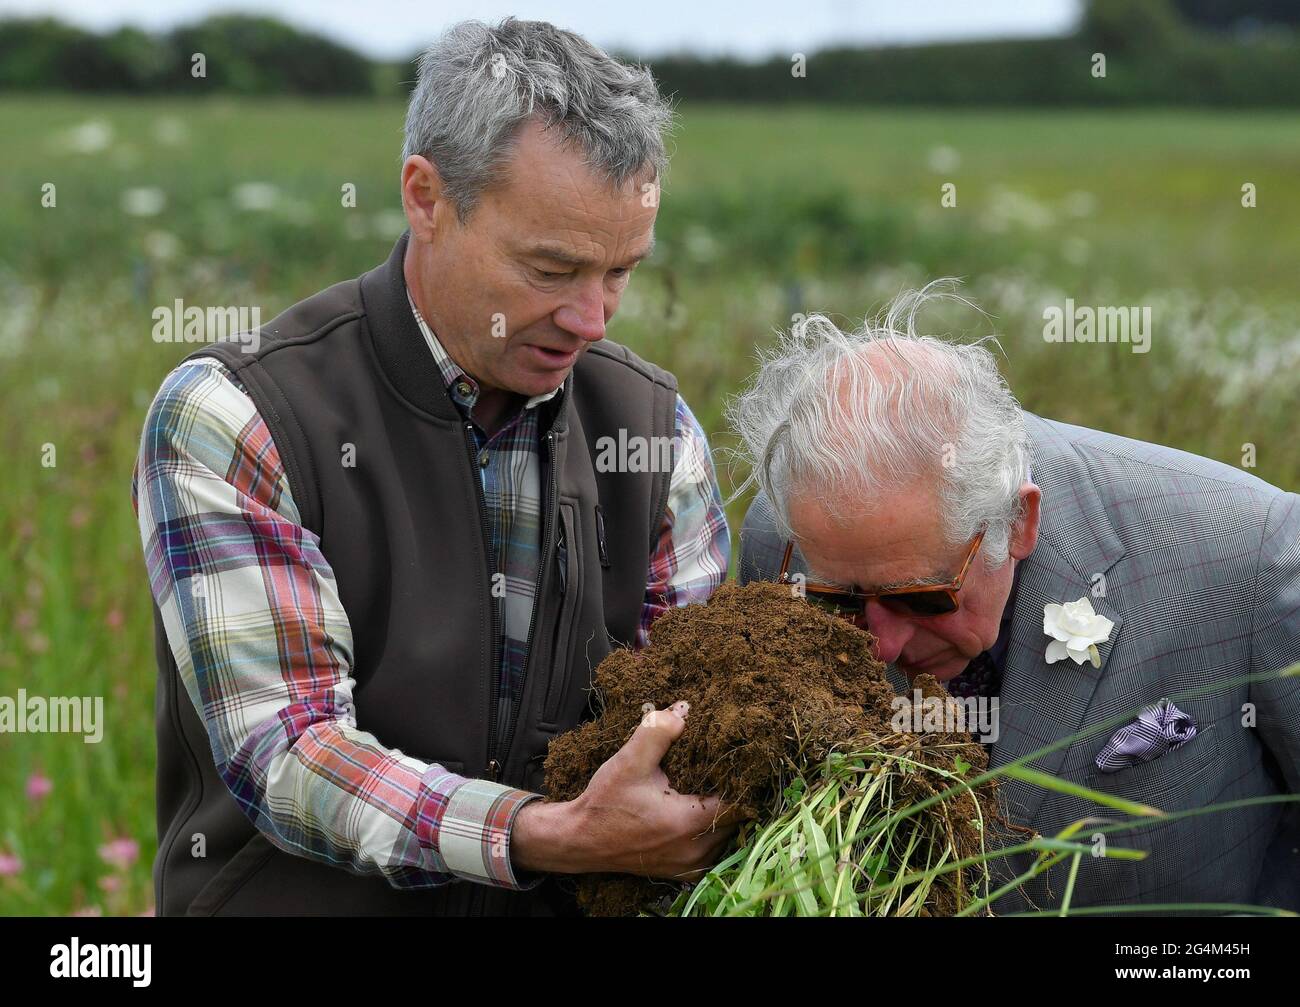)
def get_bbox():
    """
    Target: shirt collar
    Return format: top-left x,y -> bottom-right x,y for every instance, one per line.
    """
405,289 -> 563,412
